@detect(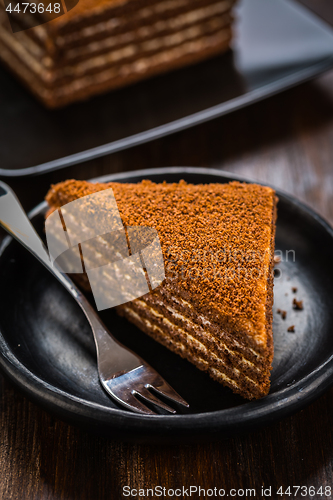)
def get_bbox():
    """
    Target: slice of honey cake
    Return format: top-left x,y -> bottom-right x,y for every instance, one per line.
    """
0,0 -> 237,107
45,179 -> 277,399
